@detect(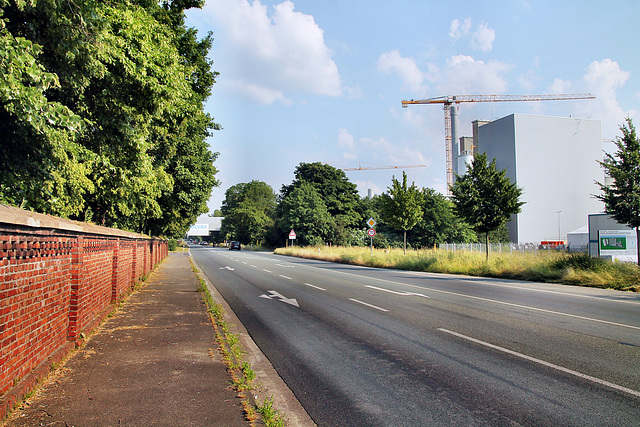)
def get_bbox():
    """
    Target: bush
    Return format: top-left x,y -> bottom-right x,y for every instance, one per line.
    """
168,239 -> 178,251
551,252 -> 607,271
